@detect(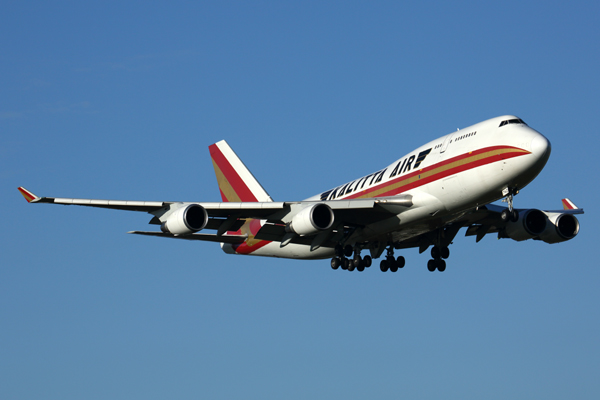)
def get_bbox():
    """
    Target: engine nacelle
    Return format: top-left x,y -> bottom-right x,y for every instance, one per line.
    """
287,203 -> 334,236
160,204 -> 208,235
538,212 -> 580,244
504,209 -> 547,241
